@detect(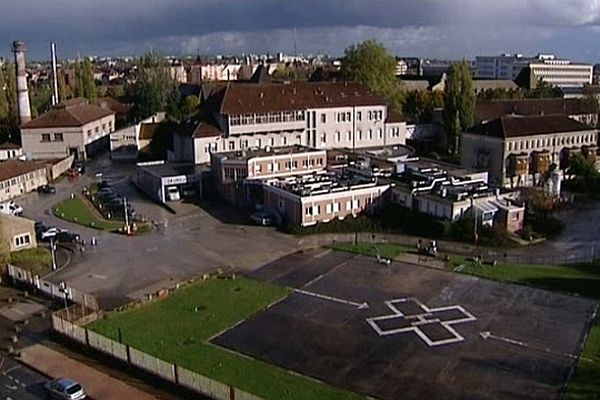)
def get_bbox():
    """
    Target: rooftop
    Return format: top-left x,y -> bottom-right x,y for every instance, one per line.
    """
139,123 -> 159,140
0,142 -> 21,150
215,145 -> 325,162
138,161 -> 208,177
267,170 -> 385,197
475,98 -> 598,122
0,159 -> 45,182
22,97 -> 115,129
219,81 -> 385,115
468,115 -> 593,139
